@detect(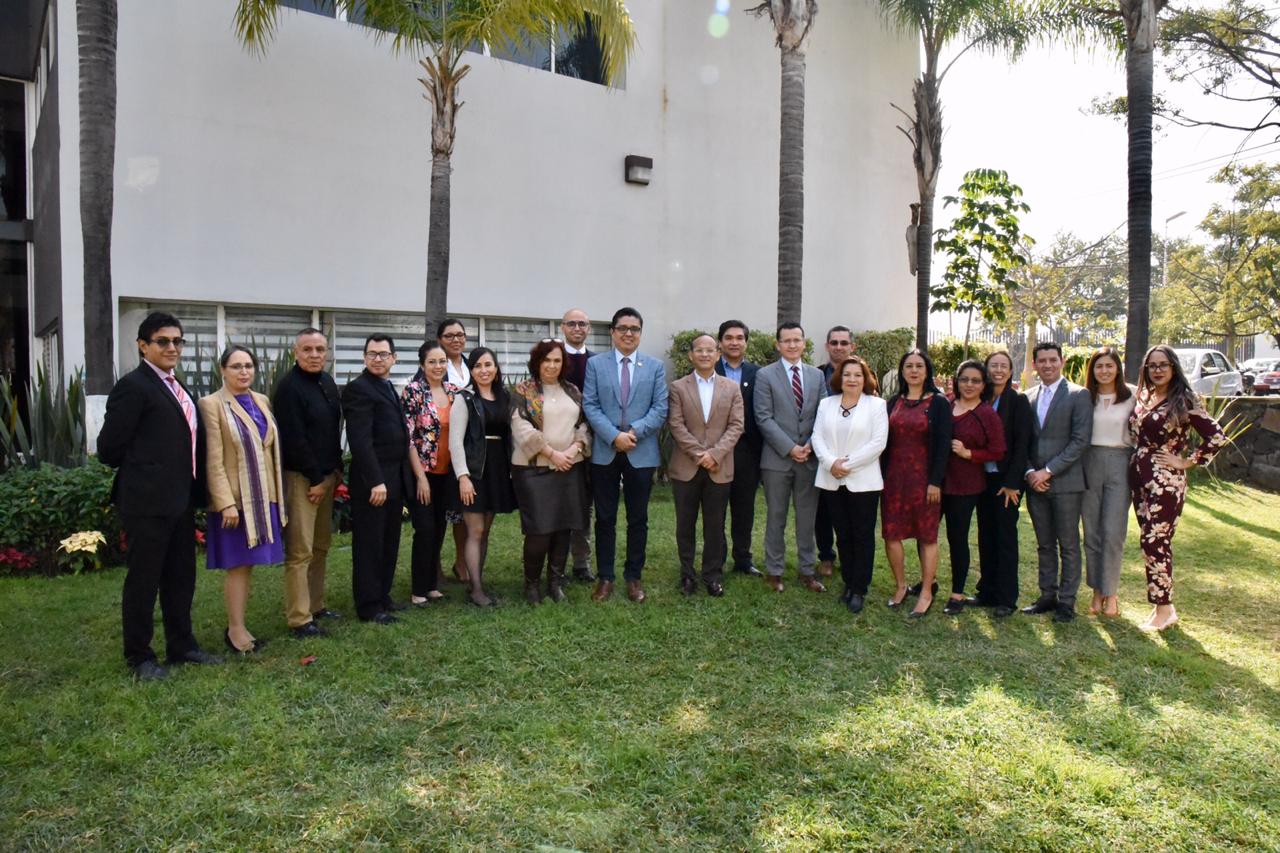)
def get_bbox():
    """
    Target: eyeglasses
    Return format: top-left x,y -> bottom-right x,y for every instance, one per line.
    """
148,337 -> 186,349
957,377 -> 985,385
613,325 -> 642,334
440,332 -> 467,341
539,337 -> 564,344
365,351 -> 395,361
1146,362 -> 1172,372
562,321 -> 590,329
